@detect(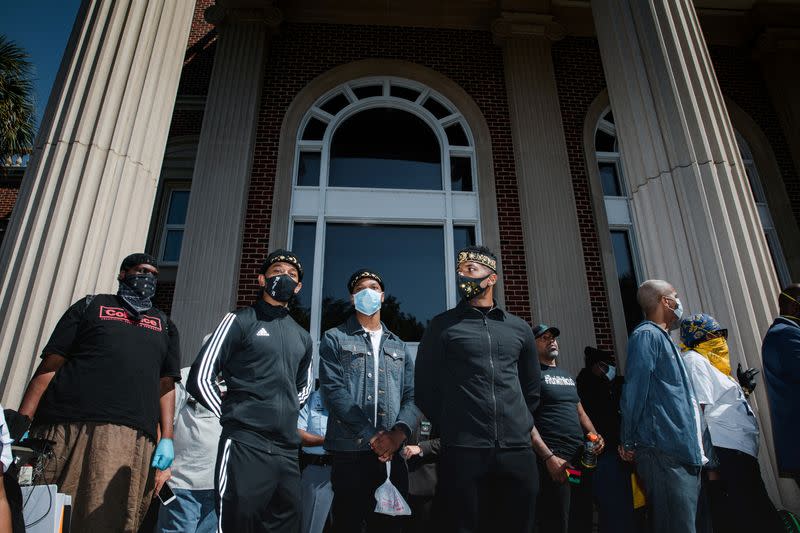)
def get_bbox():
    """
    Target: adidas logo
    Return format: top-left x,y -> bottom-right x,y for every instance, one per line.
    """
256,328 -> 270,337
